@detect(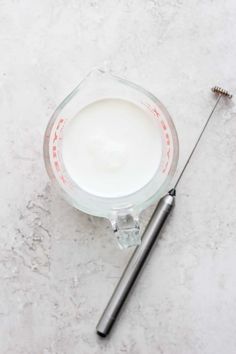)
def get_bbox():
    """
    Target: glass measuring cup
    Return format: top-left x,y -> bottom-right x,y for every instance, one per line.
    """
43,68 -> 179,248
